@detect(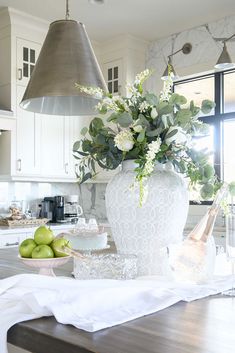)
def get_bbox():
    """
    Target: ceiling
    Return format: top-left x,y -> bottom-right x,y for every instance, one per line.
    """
0,0 -> 235,42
